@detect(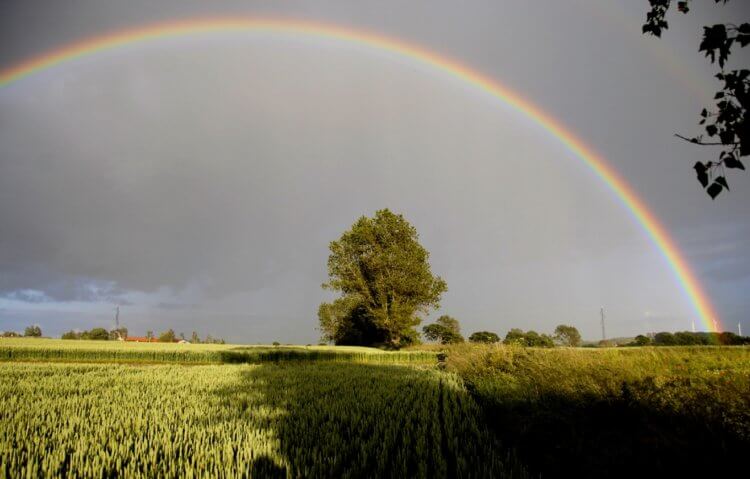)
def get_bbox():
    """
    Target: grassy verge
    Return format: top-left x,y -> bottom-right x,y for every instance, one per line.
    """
442,344 -> 750,478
